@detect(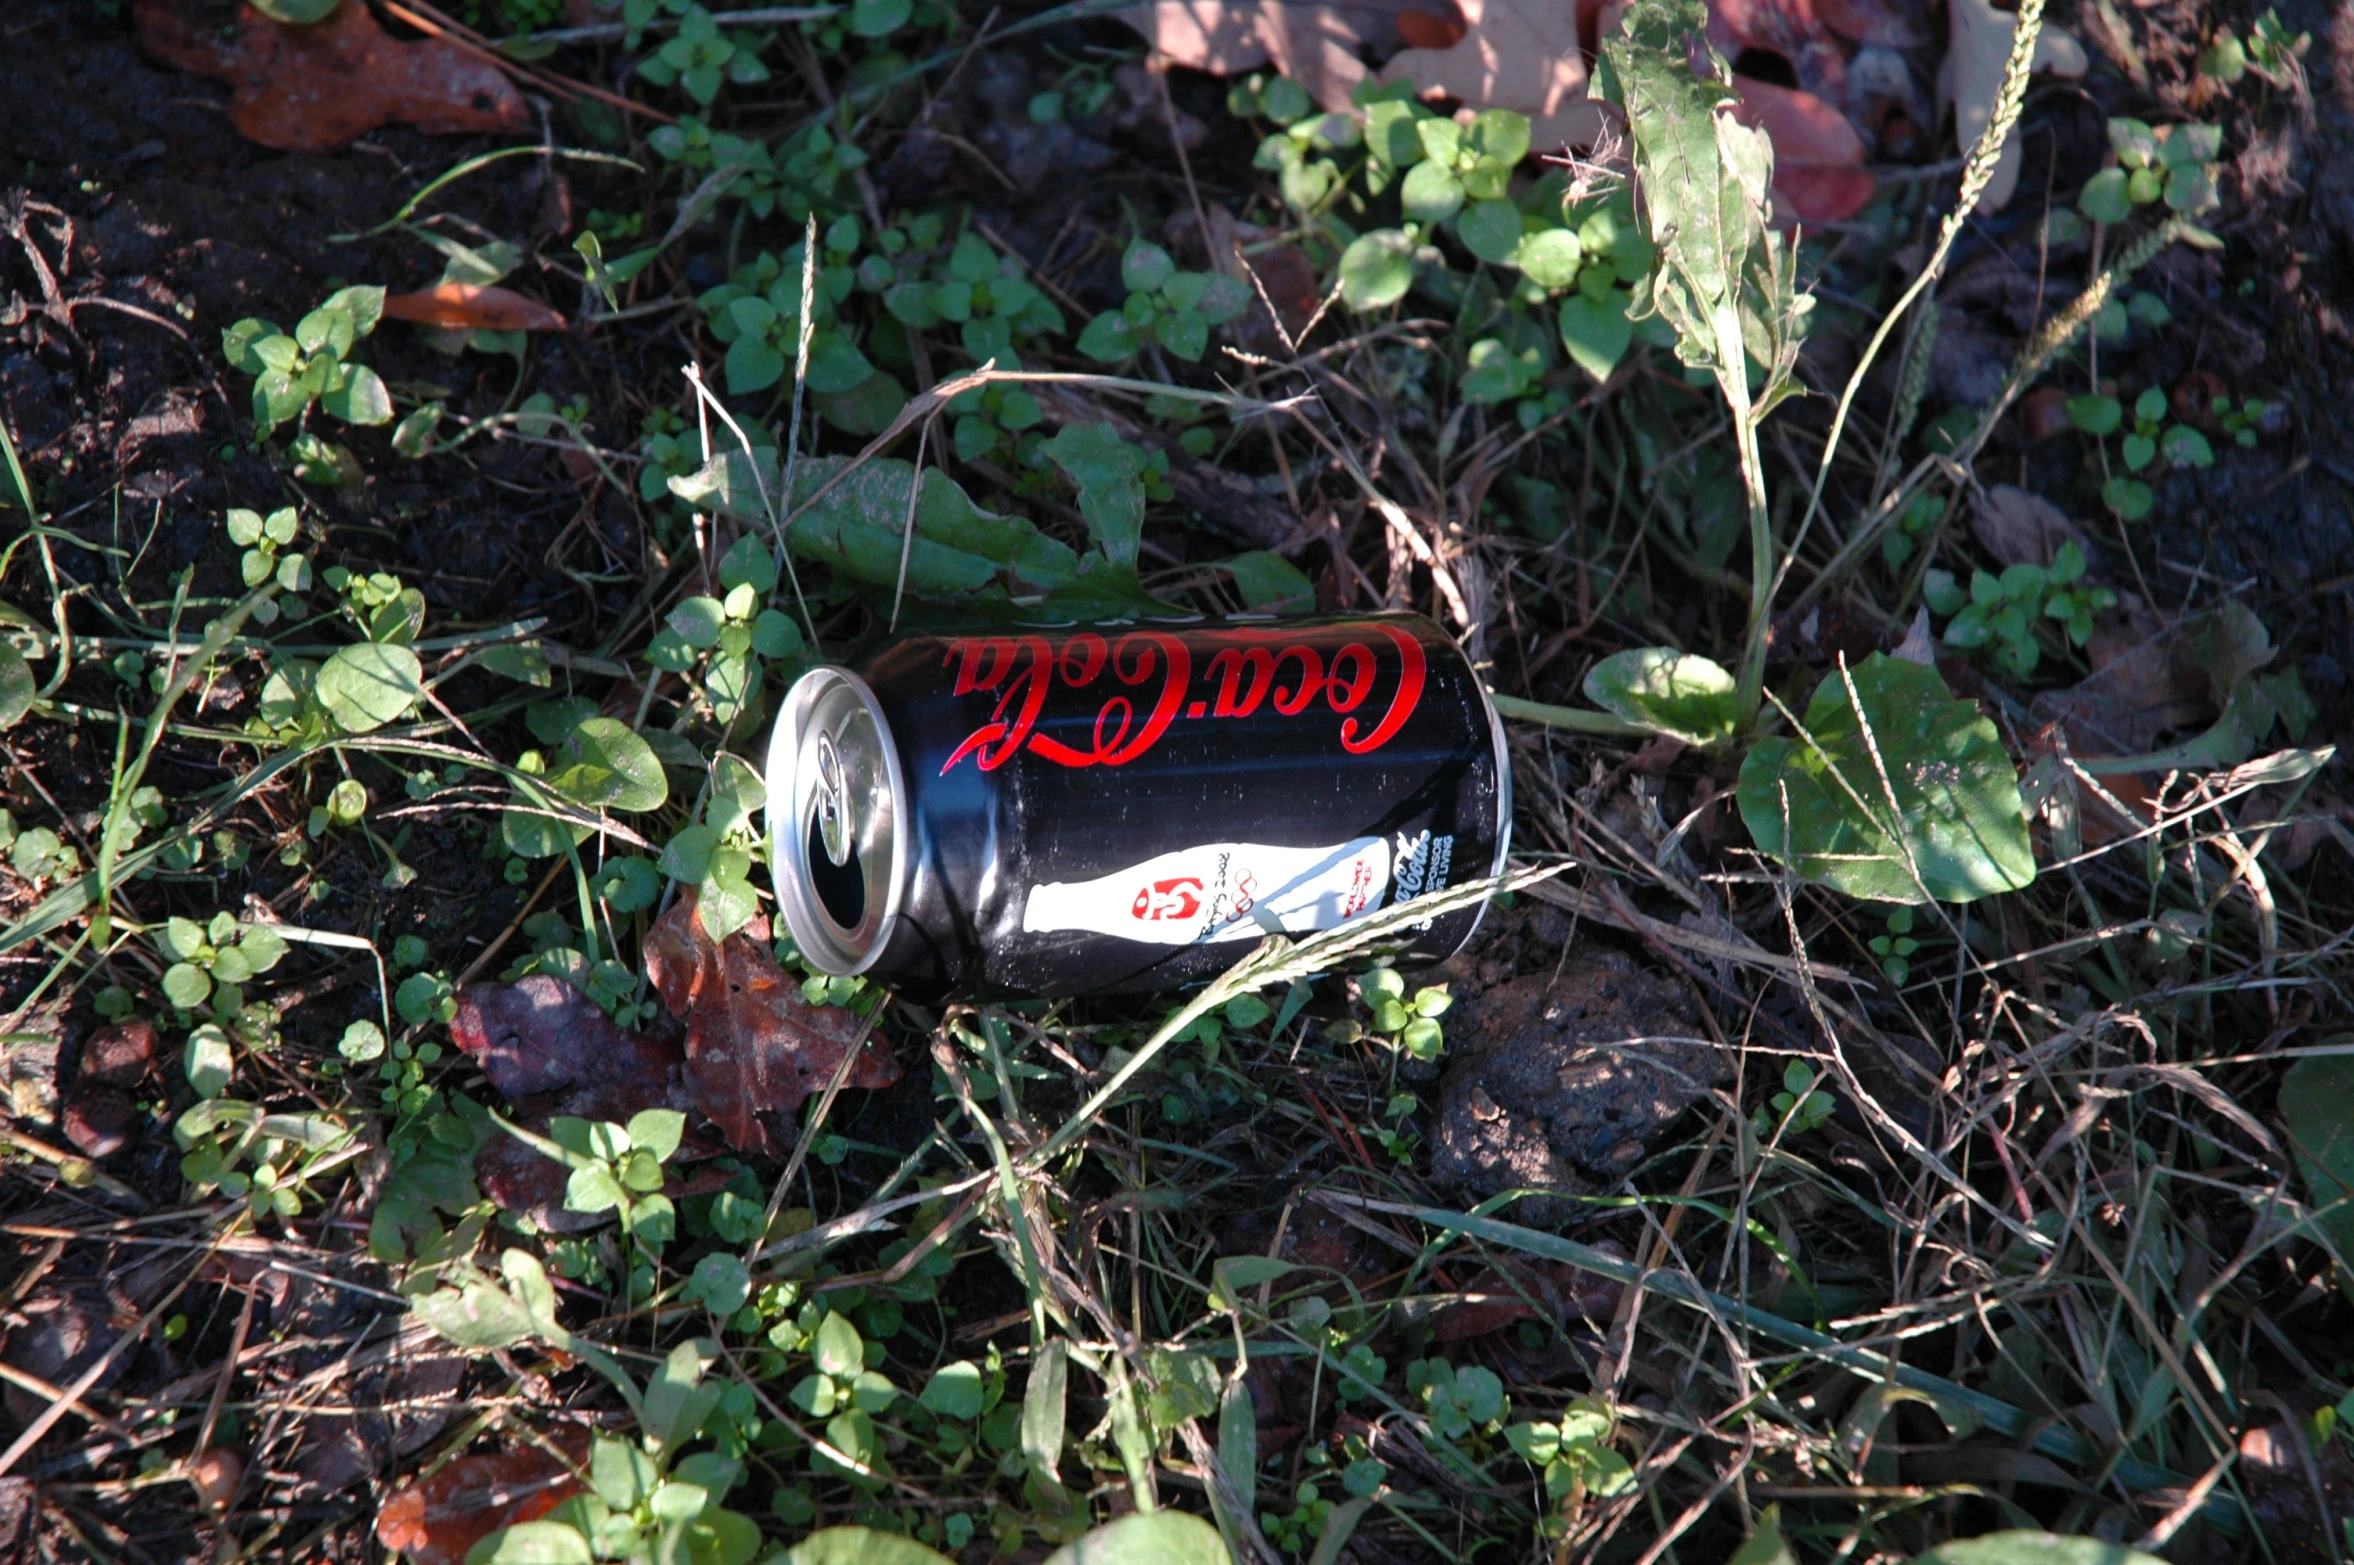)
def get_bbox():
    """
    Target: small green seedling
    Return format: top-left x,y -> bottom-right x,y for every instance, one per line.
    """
156,913 -> 289,1013
1924,540 -> 2114,678
1027,61 -> 1117,126
306,778 -> 367,839
2069,386 -> 2213,519
879,228 -> 1064,365
222,285 -> 393,443
1347,964 -> 1453,1061
1881,491 -> 1946,569
632,3 -> 770,104
1408,1357 -> 1508,1444
224,507 -> 311,625
644,533 -> 804,725
2215,395 -> 2269,447
701,229 -> 875,398
2201,8 -> 2308,87
1505,1400 -> 1636,1502
1077,240 -> 1252,364
2095,287 -> 2171,345
1233,72 -> 1362,212
1751,1060 -> 1836,1142
174,1098 -> 351,1219
1869,907 -> 1920,984
1393,107 -> 1528,228
2077,118 -> 2222,225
